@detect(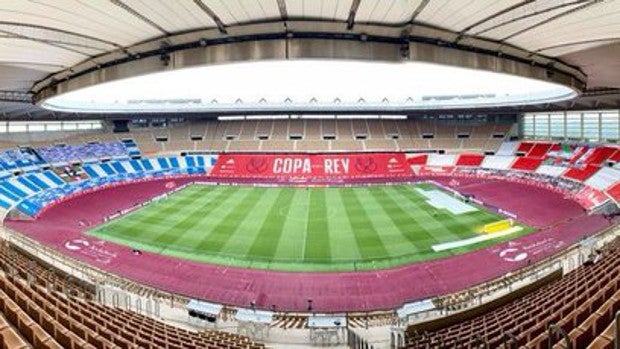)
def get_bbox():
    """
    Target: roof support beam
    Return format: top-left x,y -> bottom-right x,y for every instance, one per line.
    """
0,21 -> 122,49
533,37 -> 620,54
276,0 -> 288,20
193,0 -> 228,34
409,0 -> 431,23
0,28 -> 91,56
455,0 -> 534,42
500,0 -> 605,41
474,0 -> 586,36
346,0 -> 361,30
110,0 -> 169,35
